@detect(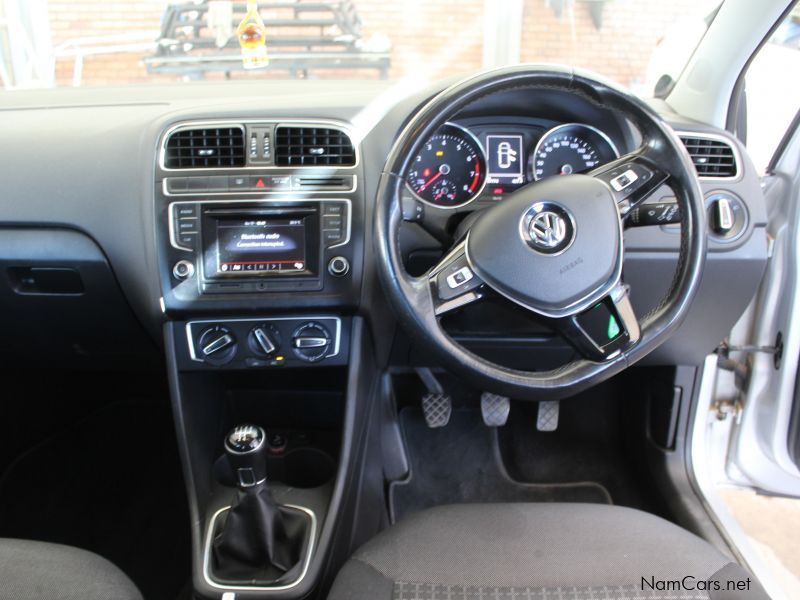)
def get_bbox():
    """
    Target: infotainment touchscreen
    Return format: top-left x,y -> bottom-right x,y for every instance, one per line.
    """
216,217 -> 307,274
